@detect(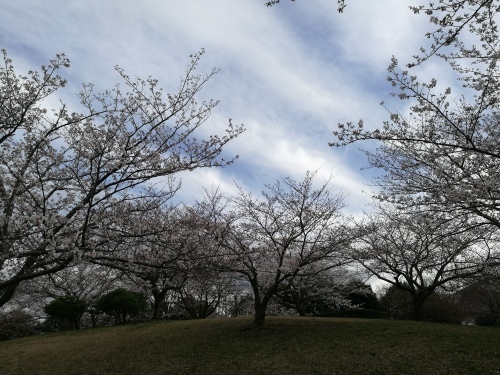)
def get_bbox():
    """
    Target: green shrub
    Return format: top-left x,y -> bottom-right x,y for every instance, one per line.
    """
97,288 -> 148,324
44,296 -> 87,330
